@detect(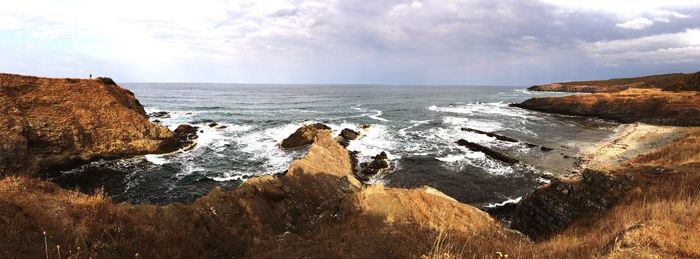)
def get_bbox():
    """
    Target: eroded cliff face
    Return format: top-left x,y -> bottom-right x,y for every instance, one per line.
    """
512,88 -> 700,126
0,73 -> 178,175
